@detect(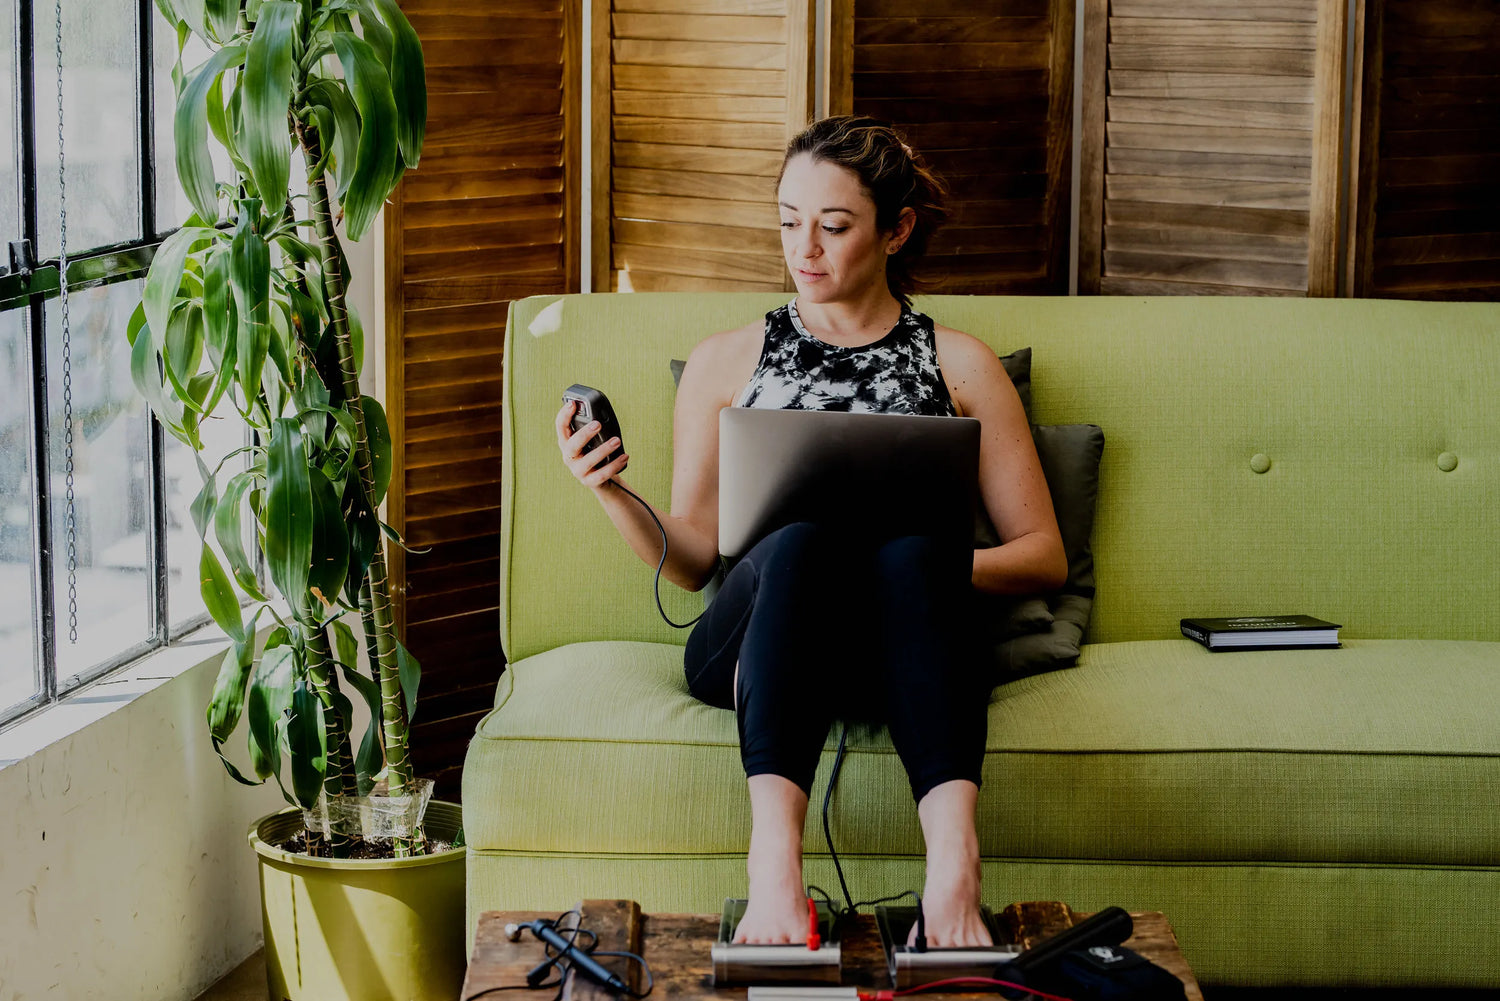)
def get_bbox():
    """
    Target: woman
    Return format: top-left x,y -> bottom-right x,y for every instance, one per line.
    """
555,116 -> 1066,948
